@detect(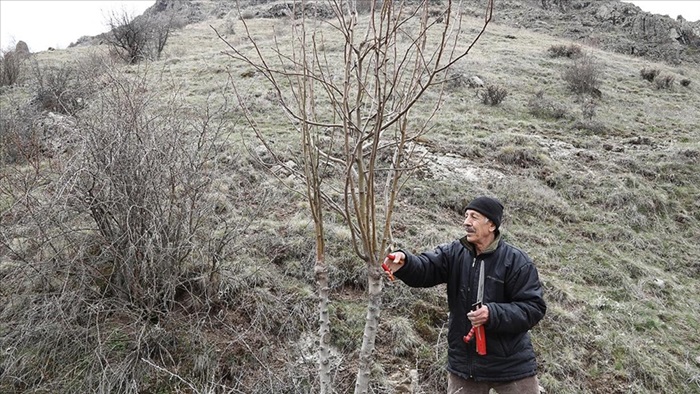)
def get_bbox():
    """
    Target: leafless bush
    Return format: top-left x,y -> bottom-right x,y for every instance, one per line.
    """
547,43 -> 582,58
527,90 -> 568,119
570,98 -> 605,134
32,64 -> 85,115
654,74 -> 674,89
0,69 -> 268,392
0,101 -> 42,164
0,49 -> 25,86
446,71 -> 468,89
63,73 -> 233,312
106,10 -> 179,63
562,54 -> 602,96
640,67 -> 659,82
30,53 -> 110,115
479,84 -> 508,106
